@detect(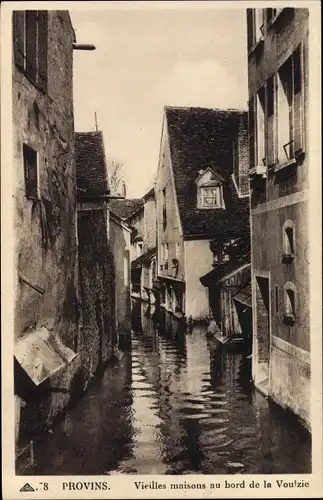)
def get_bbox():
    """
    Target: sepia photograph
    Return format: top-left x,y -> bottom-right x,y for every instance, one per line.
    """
1,1 -> 322,496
